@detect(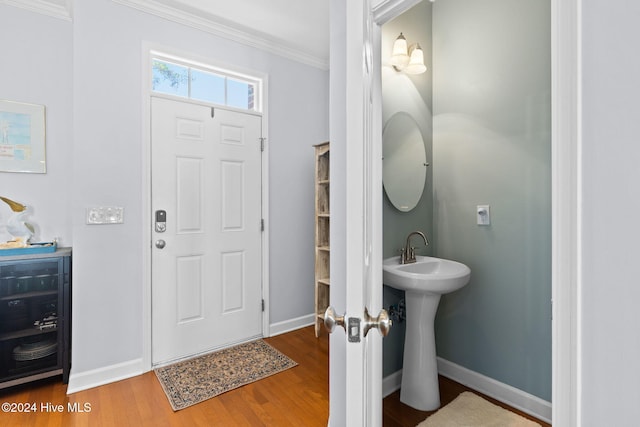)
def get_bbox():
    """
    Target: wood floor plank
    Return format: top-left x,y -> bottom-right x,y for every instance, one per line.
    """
0,326 -> 549,426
